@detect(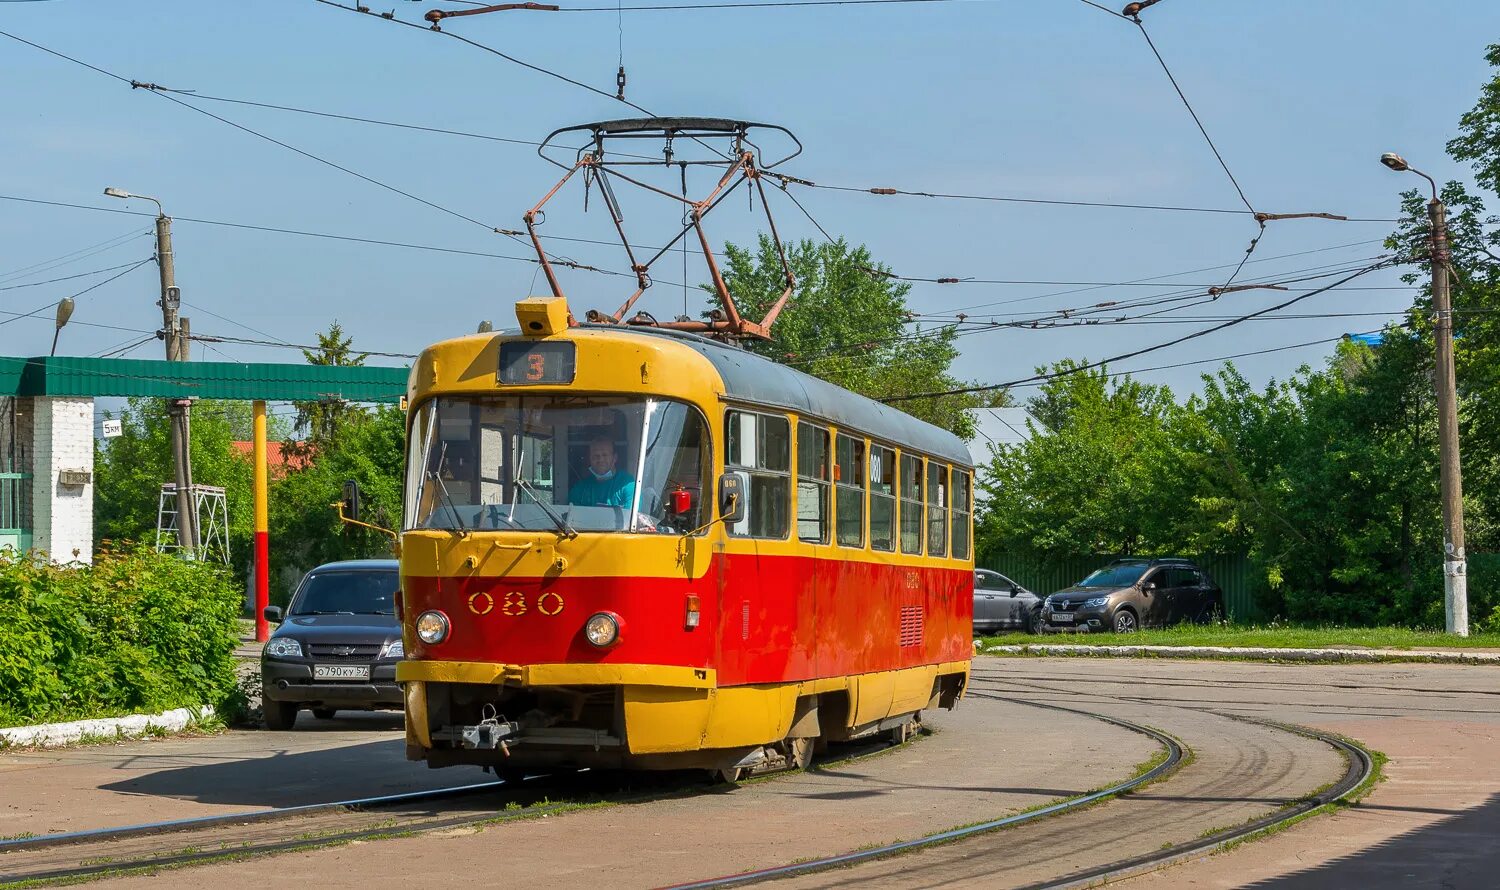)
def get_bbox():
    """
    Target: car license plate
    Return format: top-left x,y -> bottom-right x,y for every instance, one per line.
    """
314,664 -> 370,681
1051,613 -> 1074,623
